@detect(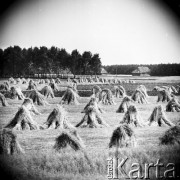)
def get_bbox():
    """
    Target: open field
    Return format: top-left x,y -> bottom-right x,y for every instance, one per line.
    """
0,76 -> 180,180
